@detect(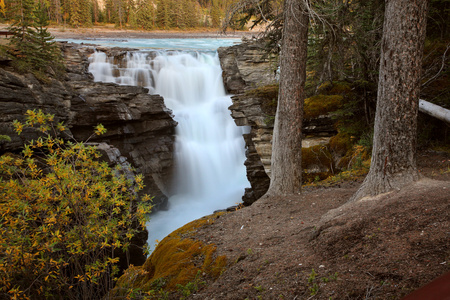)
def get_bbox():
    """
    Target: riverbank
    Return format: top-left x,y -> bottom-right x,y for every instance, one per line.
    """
0,23 -> 259,40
